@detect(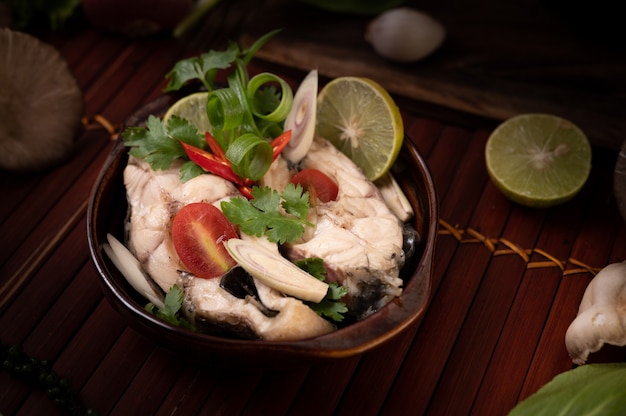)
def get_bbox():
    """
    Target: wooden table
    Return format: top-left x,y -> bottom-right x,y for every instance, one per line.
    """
2,1 -> 625,414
